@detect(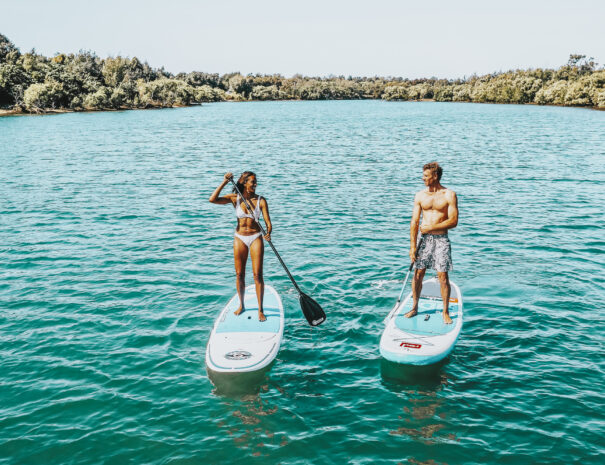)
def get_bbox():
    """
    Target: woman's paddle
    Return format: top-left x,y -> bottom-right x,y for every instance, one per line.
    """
228,178 -> 326,327
383,237 -> 424,324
